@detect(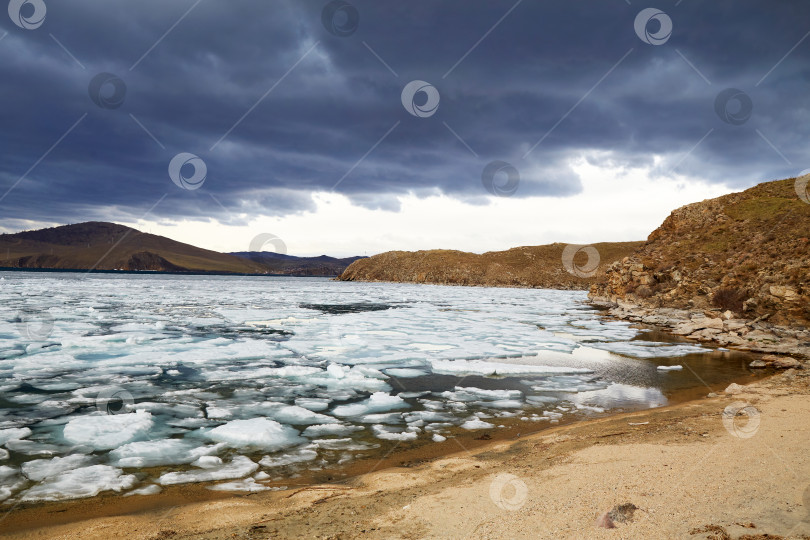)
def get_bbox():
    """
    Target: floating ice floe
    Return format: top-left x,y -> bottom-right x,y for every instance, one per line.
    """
460,418 -> 495,430
0,427 -> 32,445
430,359 -> 593,377
124,484 -> 162,496
21,454 -> 95,481
245,403 -> 338,426
302,424 -> 364,437
63,411 -> 153,450
208,478 -> 270,492
259,448 -> 318,468
158,455 -> 258,485
372,425 -> 419,441
332,392 -> 408,417
108,439 -> 223,468
20,465 -> 138,501
657,365 -> 683,371
205,418 -> 304,451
